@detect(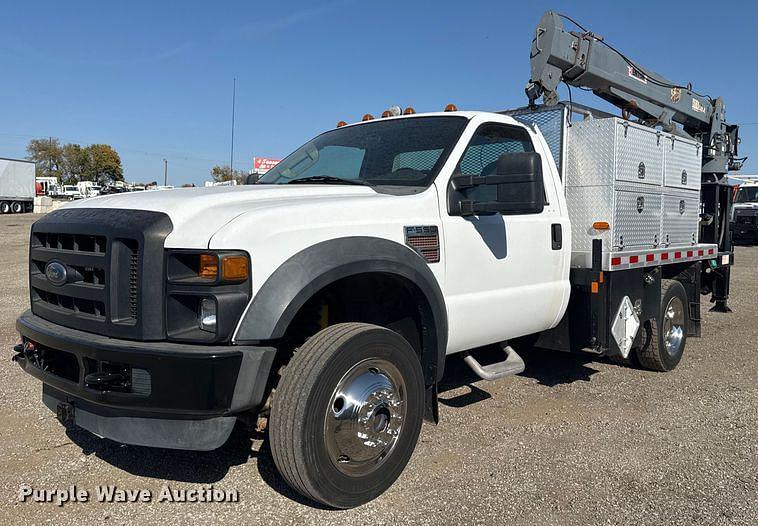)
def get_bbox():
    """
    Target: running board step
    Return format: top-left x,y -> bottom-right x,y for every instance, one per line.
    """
463,344 -> 525,381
